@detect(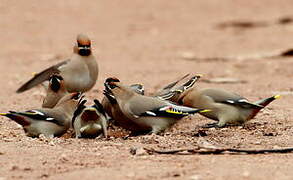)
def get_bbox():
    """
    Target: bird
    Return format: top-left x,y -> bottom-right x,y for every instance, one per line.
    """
102,78 -> 146,132
42,74 -> 68,108
16,34 -> 98,93
72,99 -> 108,138
101,77 -> 144,119
177,88 -> 281,127
102,74 -> 199,119
0,92 -> 83,137
104,77 -> 210,134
